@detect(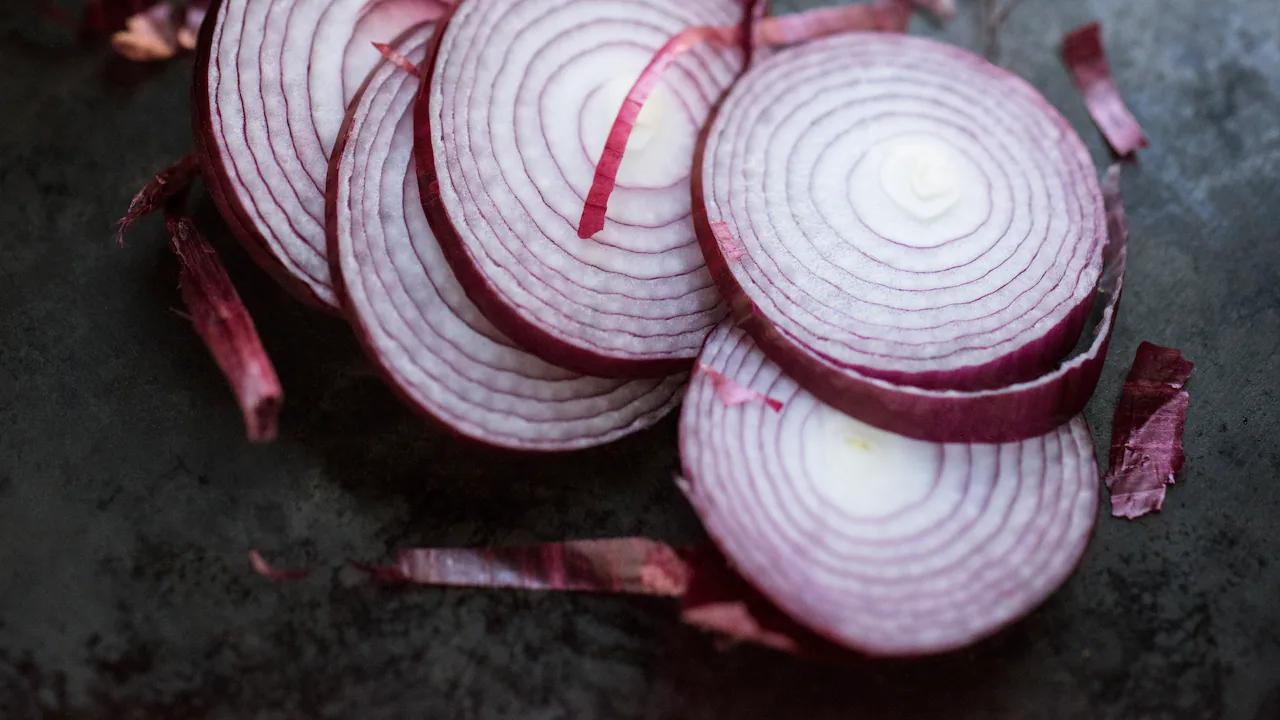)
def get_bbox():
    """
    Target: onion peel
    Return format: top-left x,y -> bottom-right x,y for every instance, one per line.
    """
1104,342 -> 1194,519
1062,21 -> 1148,156
166,211 -> 283,442
116,153 -> 202,246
